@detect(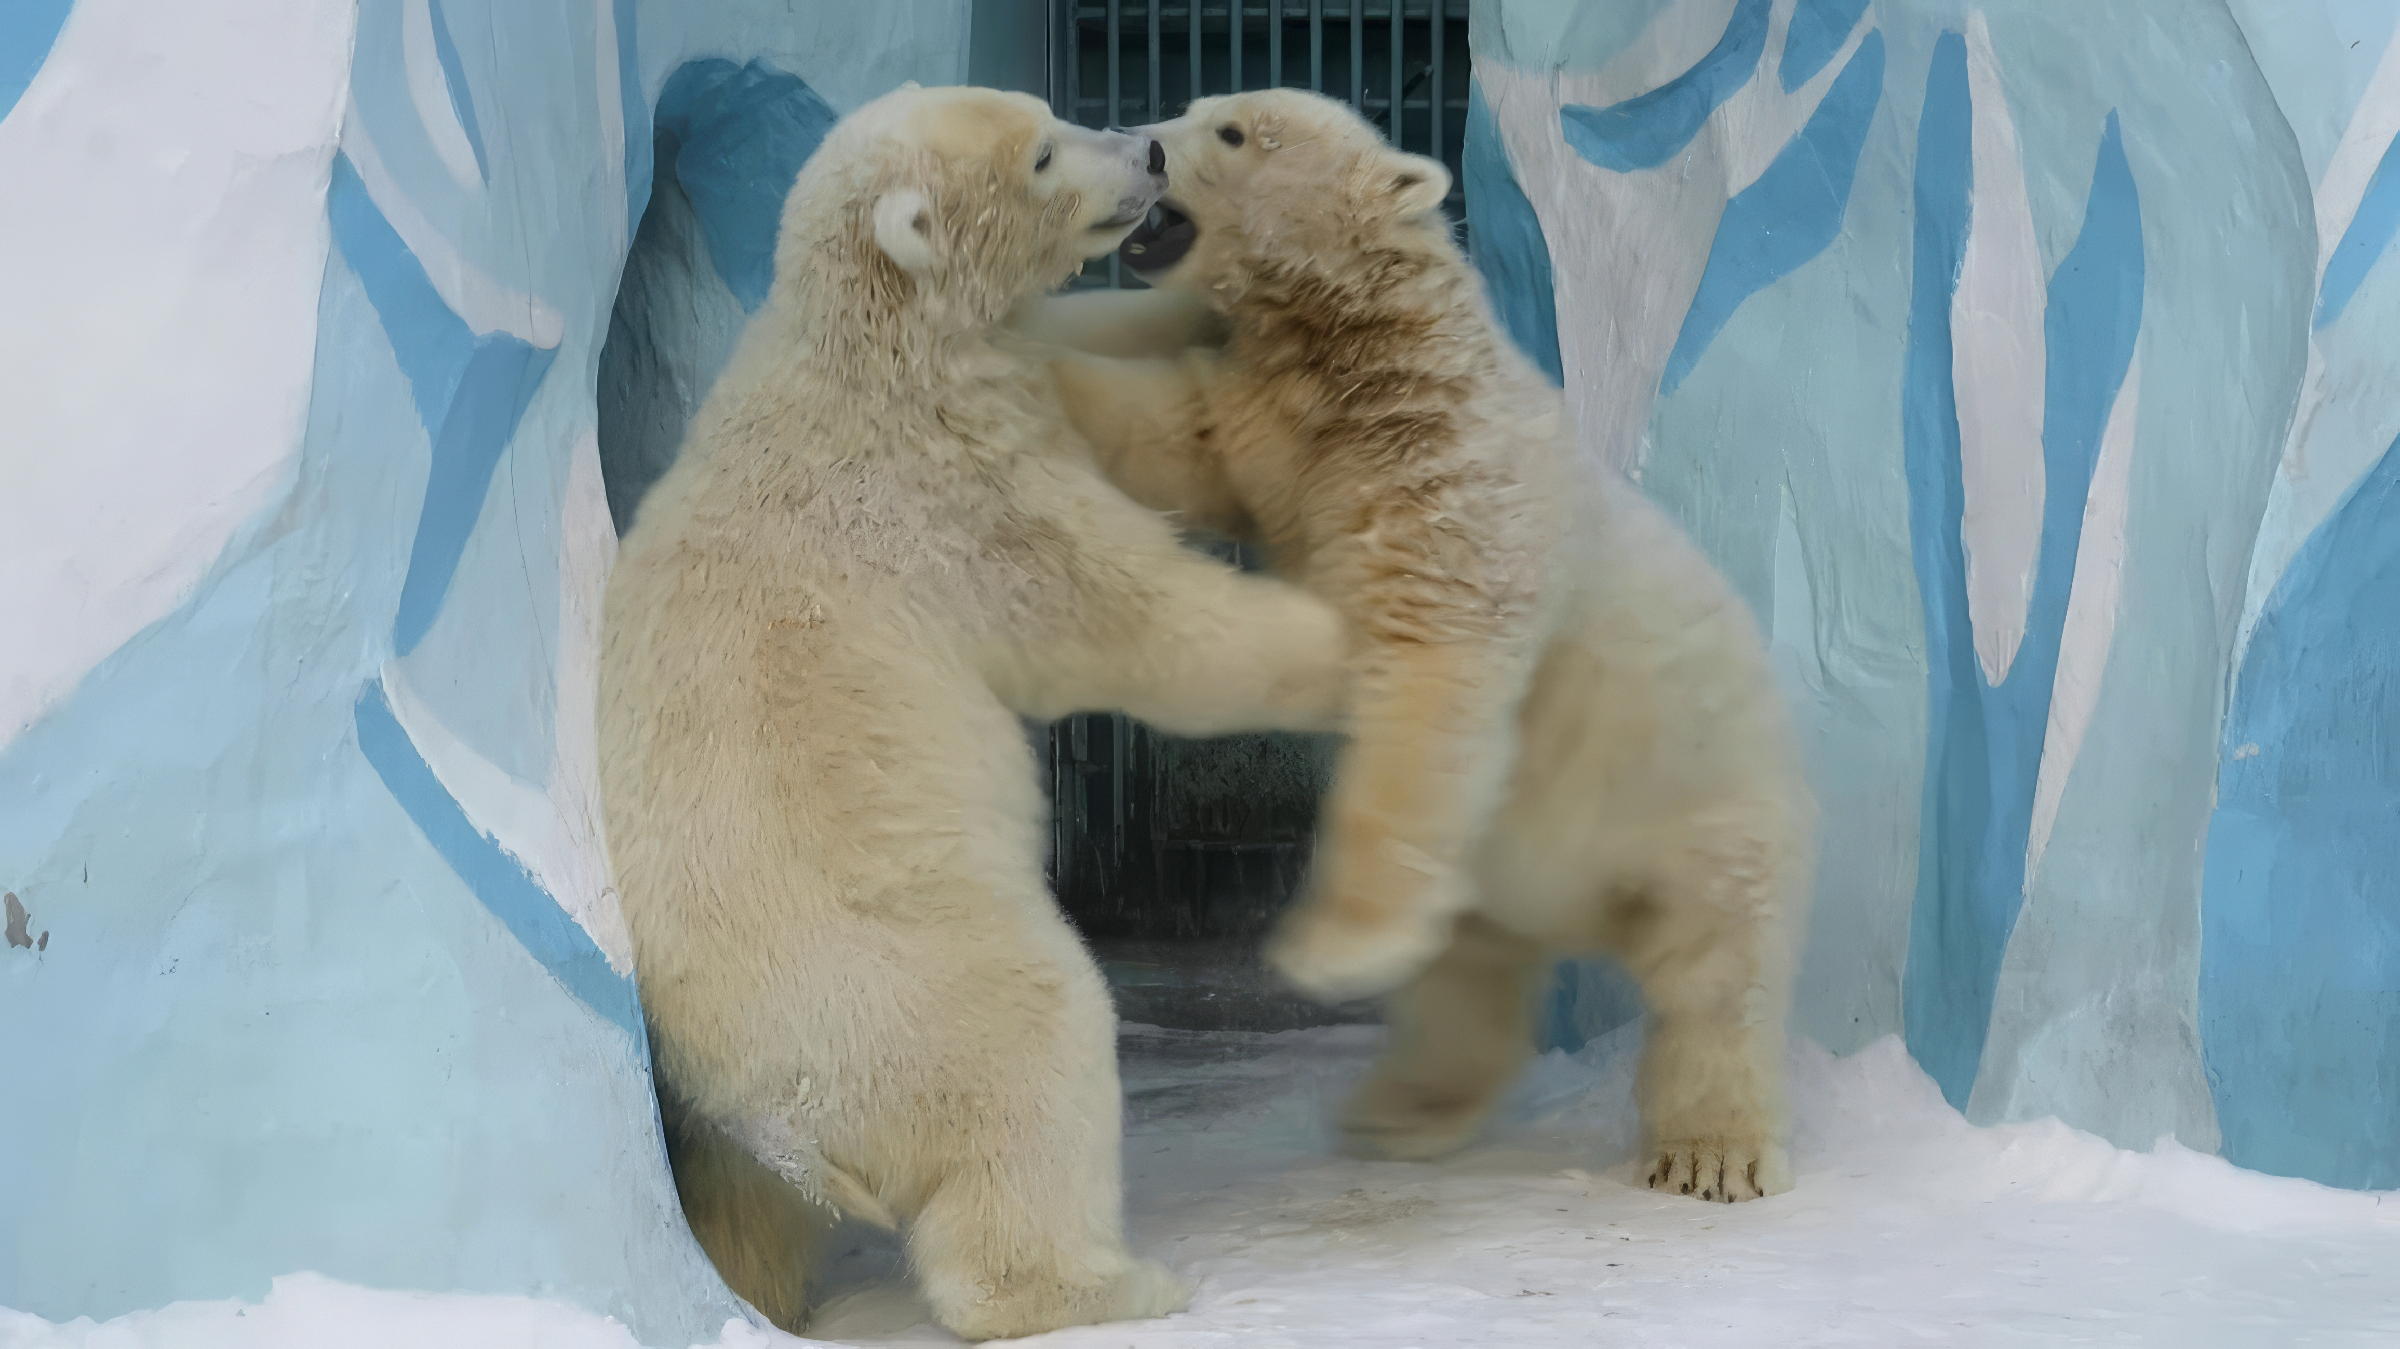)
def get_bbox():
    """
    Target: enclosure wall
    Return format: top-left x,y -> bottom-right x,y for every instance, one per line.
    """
1467,0 -> 2400,1191
0,0 -> 969,1332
